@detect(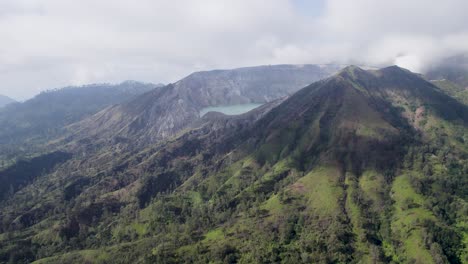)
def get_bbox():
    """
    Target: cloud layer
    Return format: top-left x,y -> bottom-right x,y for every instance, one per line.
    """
1,0 -> 468,99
